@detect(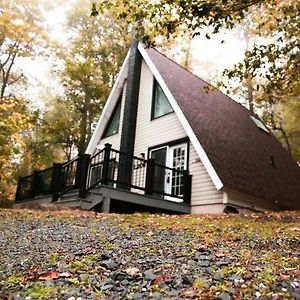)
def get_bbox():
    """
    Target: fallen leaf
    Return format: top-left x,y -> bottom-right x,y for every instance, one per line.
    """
150,274 -> 171,285
38,271 -> 60,280
150,275 -> 164,285
279,273 -> 290,281
125,267 -> 140,276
